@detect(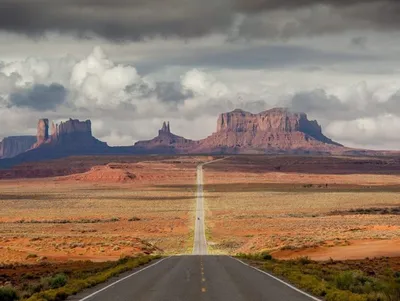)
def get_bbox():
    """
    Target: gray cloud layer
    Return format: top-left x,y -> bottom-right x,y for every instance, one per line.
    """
9,83 -> 67,110
0,0 -> 400,41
